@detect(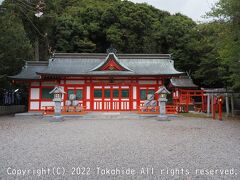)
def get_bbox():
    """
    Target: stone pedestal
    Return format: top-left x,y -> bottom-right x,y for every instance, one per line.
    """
158,97 -> 169,121
55,101 -> 61,116
50,101 -> 64,122
51,99 -> 64,121
155,86 -> 171,121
